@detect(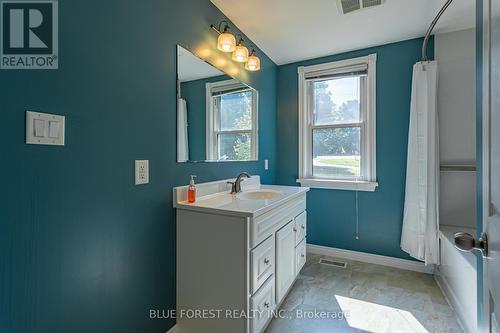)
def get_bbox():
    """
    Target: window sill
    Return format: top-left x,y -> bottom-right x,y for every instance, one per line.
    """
297,178 -> 378,192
